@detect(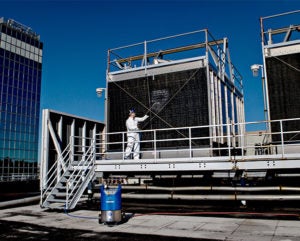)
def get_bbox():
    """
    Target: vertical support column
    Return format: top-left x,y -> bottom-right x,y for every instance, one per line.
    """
218,79 -> 224,144
227,122 -> 231,159
122,132 -> 125,160
221,39 -> 229,147
70,119 -> 75,163
101,127 -> 106,160
236,97 -> 242,147
224,84 -> 229,143
92,123 -> 97,162
261,17 -> 272,137
57,116 -> 63,182
280,120 -> 285,157
210,71 -> 216,142
205,30 -> 213,154
189,127 -> 192,159
240,98 -> 246,146
82,121 -> 87,162
214,74 -> 220,143
225,39 -> 234,84
41,109 -> 50,190
58,116 -> 63,144
104,69 -> 109,158
144,40 -> 148,76
231,92 -> 235,148
240,120 -> 245,158
154,130 -> 157,162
